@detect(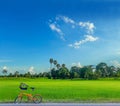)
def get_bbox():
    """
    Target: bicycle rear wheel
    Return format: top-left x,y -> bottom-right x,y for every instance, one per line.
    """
14,96 -> 22,103
33,94 -> 42,103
